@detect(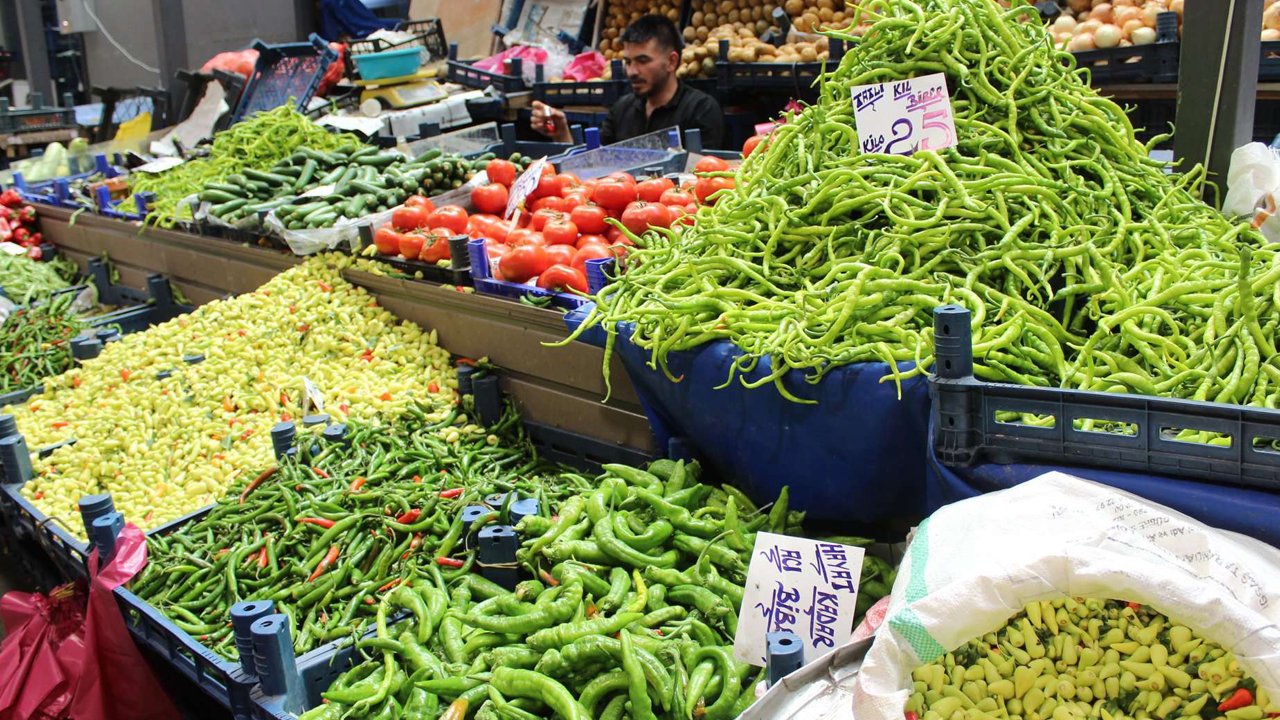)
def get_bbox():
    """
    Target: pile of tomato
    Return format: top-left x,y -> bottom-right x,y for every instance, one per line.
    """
370,155 -> 737,295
